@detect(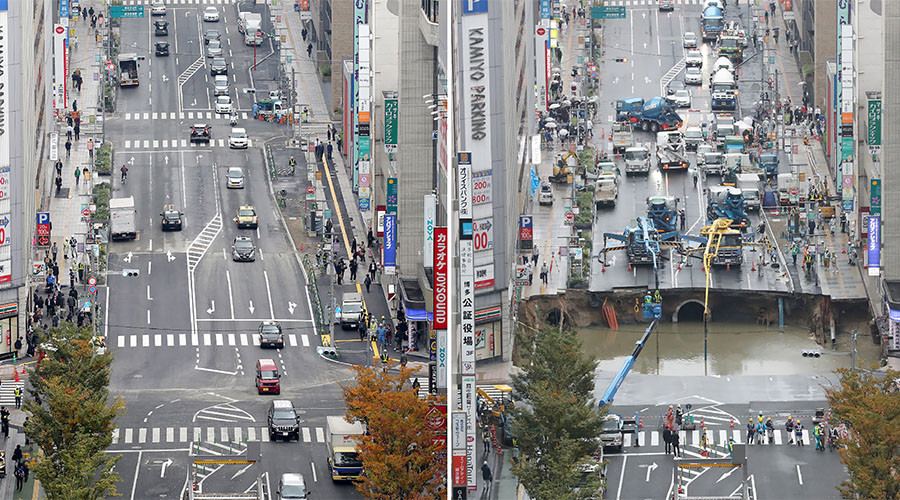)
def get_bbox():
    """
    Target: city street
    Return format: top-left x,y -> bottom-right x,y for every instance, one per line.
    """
95,3 -> 364,498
